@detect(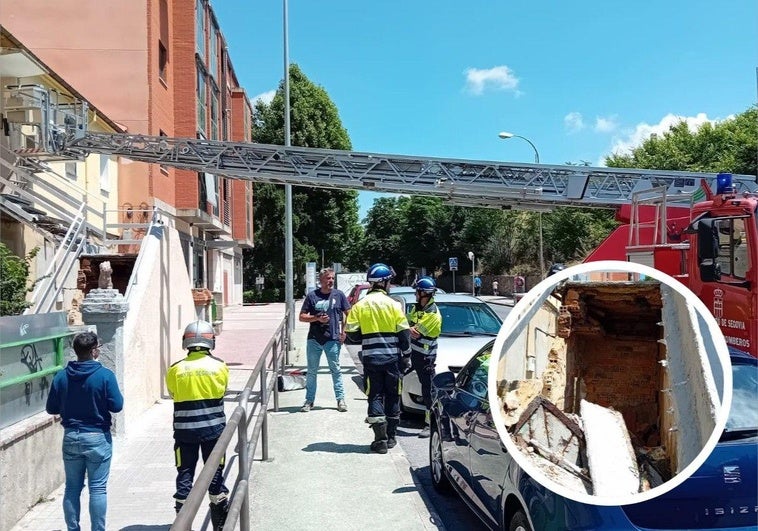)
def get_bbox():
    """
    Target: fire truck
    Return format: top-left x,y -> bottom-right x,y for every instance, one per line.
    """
585,173 -> 757,356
